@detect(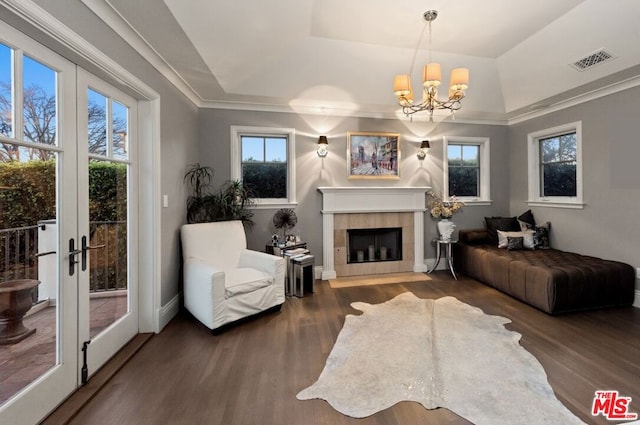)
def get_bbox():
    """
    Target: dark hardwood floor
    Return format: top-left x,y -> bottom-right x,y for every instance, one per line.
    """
48,273 -> 640,425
